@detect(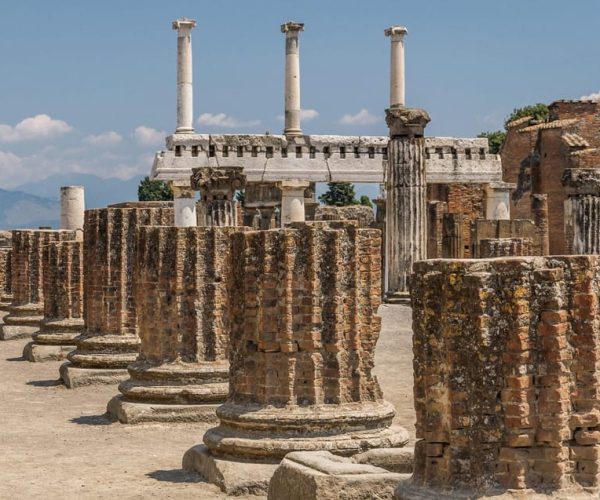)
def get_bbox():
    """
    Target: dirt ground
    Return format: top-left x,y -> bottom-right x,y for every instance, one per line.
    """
0,304 -> 414,500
